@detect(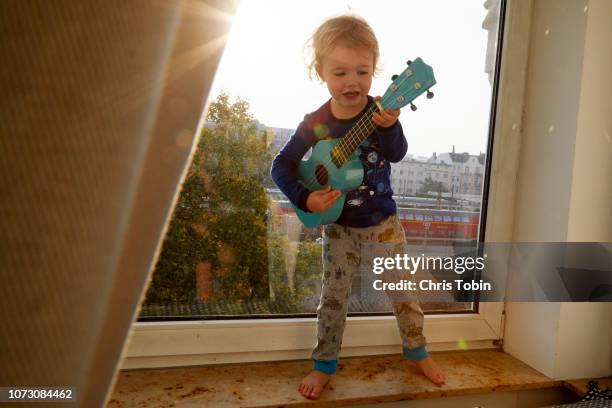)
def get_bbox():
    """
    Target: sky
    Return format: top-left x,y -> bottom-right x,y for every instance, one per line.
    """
208,0 -> 498,158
